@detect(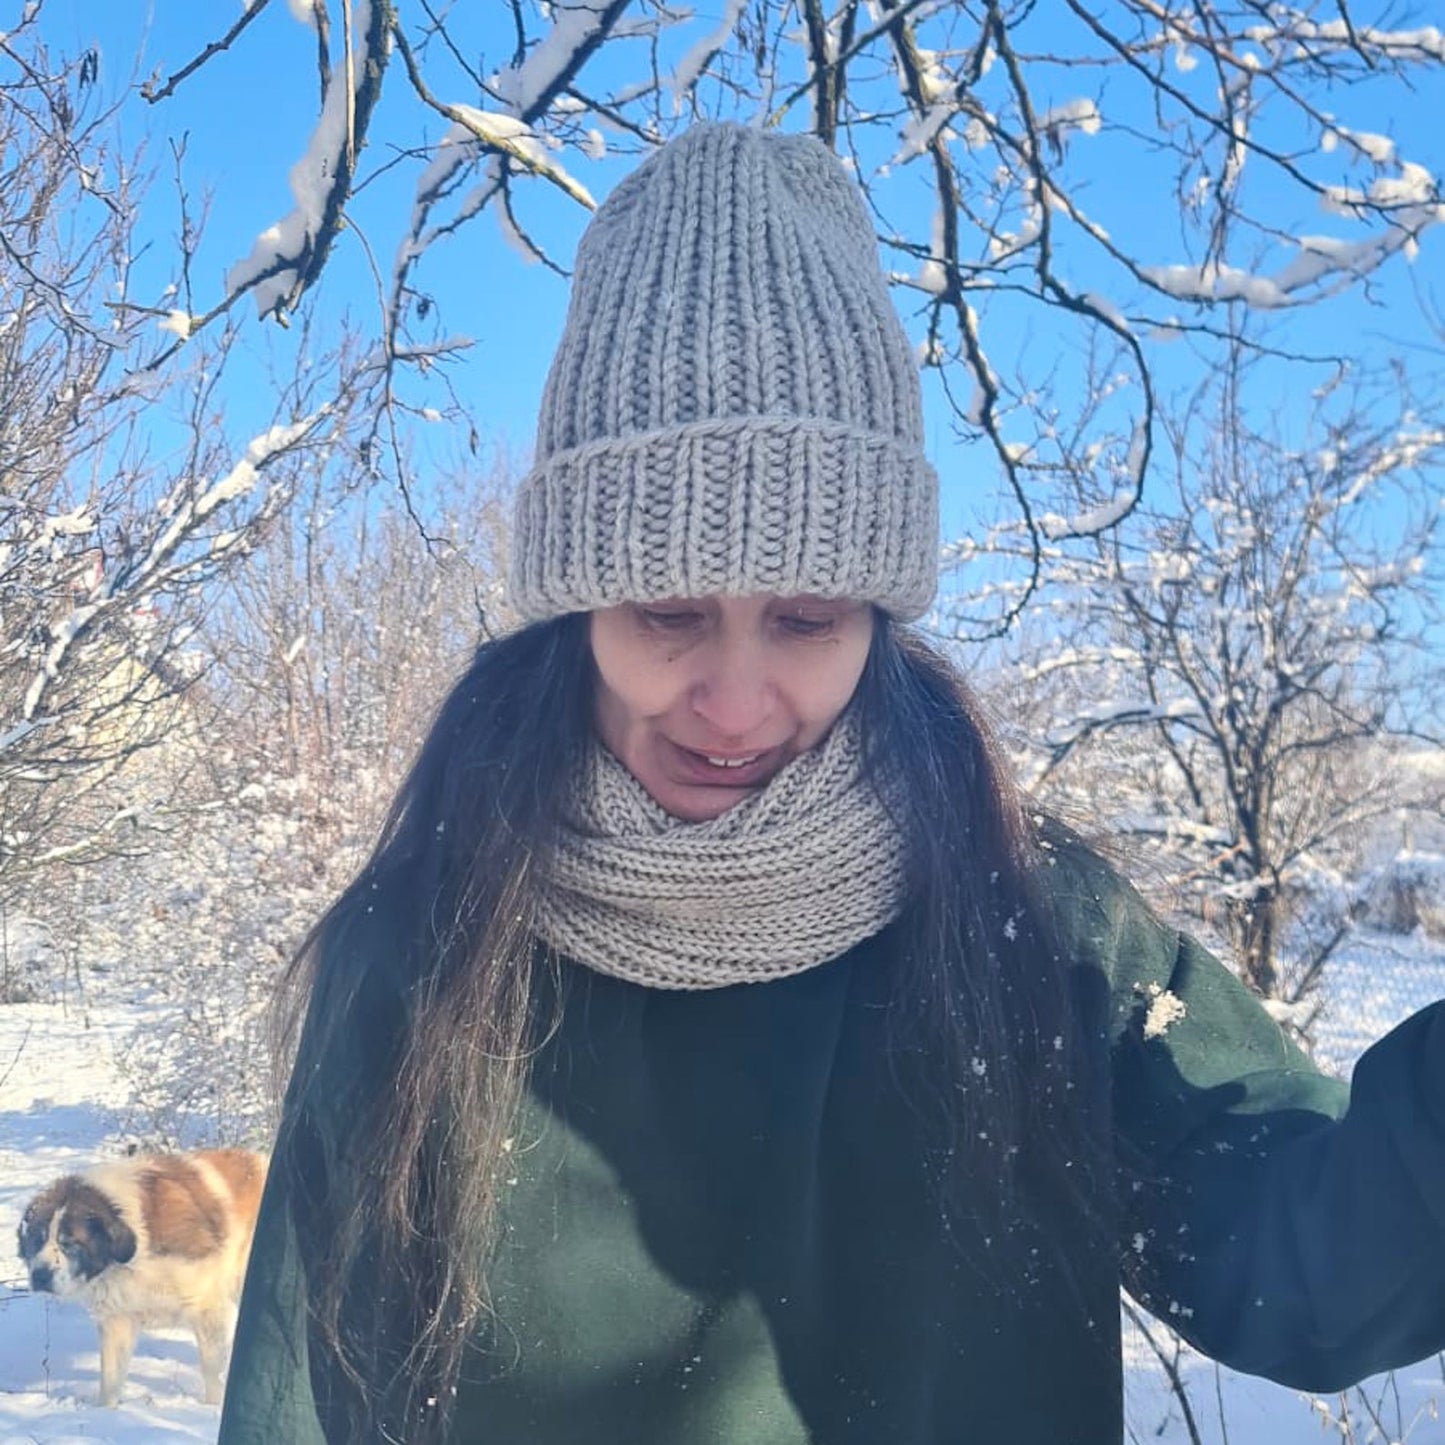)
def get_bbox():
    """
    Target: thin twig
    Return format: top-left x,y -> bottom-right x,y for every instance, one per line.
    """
314,0 -> 333,107
141,0 -> 275,104
1122,1299 -> 1206,1445
342,0 -> 356,178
